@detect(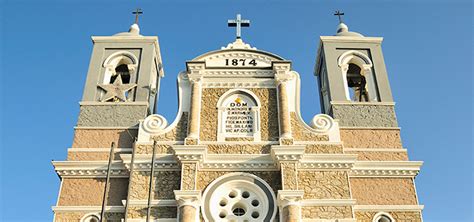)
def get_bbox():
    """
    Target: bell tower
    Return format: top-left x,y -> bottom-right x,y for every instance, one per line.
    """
78,23 -> 164,127
315,17 -> 397,127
